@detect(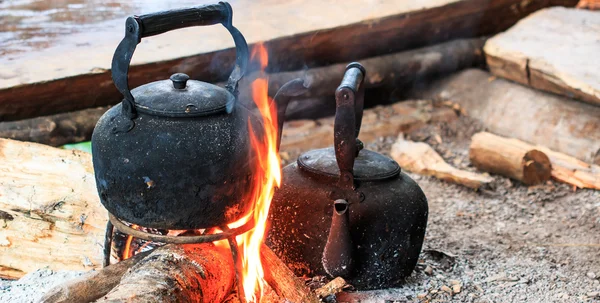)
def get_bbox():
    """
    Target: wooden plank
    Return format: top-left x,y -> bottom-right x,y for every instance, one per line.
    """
484,7 -> 600,106
0,0 -> 578,121
410,69 -> 600,165
0,139 -> 107,279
